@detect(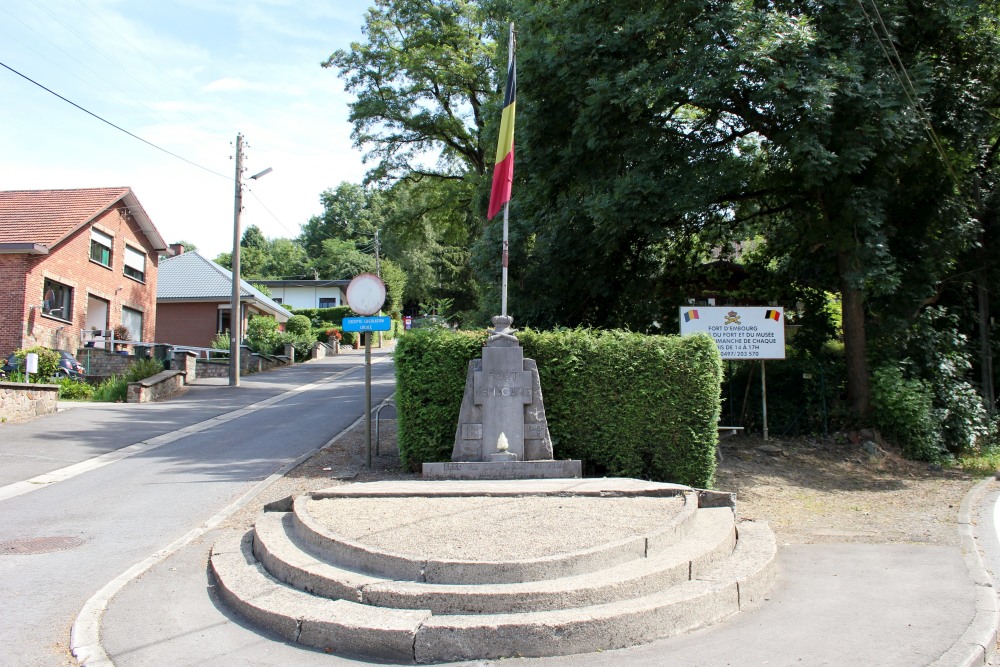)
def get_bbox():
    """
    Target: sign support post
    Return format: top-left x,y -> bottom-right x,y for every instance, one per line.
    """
761,360 -> 768,441
365,331 -> 372,467
345,273 -> 389,469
